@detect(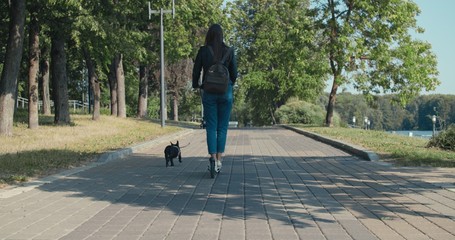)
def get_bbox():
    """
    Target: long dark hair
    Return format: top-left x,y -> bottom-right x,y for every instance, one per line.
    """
205,24 -> 226,61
